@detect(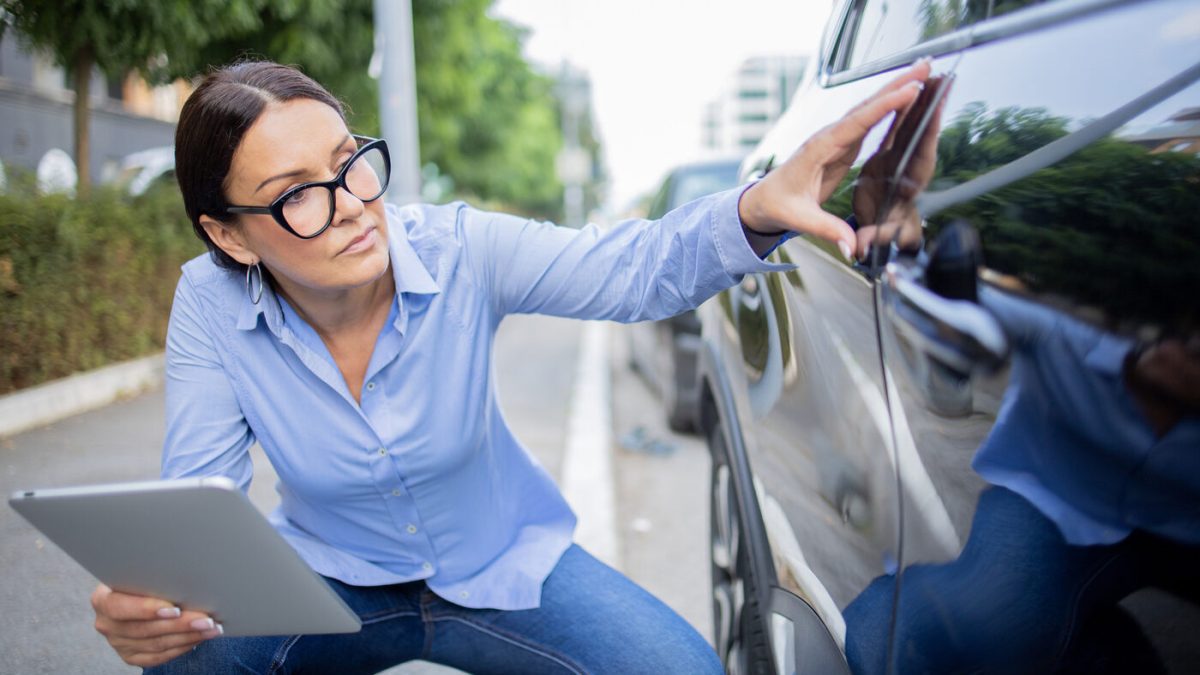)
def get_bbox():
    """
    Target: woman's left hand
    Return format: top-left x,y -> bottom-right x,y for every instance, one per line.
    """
737,58 -> 932,261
